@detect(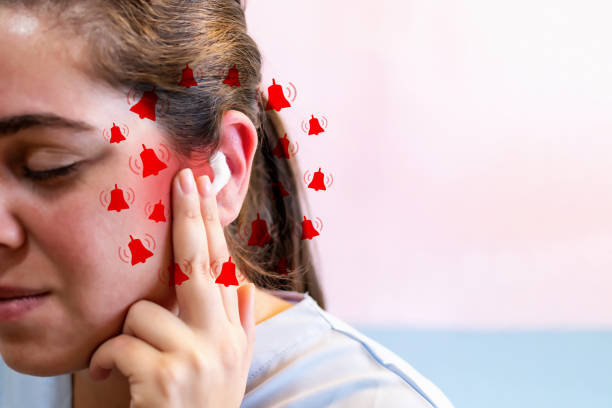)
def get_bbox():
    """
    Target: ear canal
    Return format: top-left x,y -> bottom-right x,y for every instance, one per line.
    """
209,150 -> 231,195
